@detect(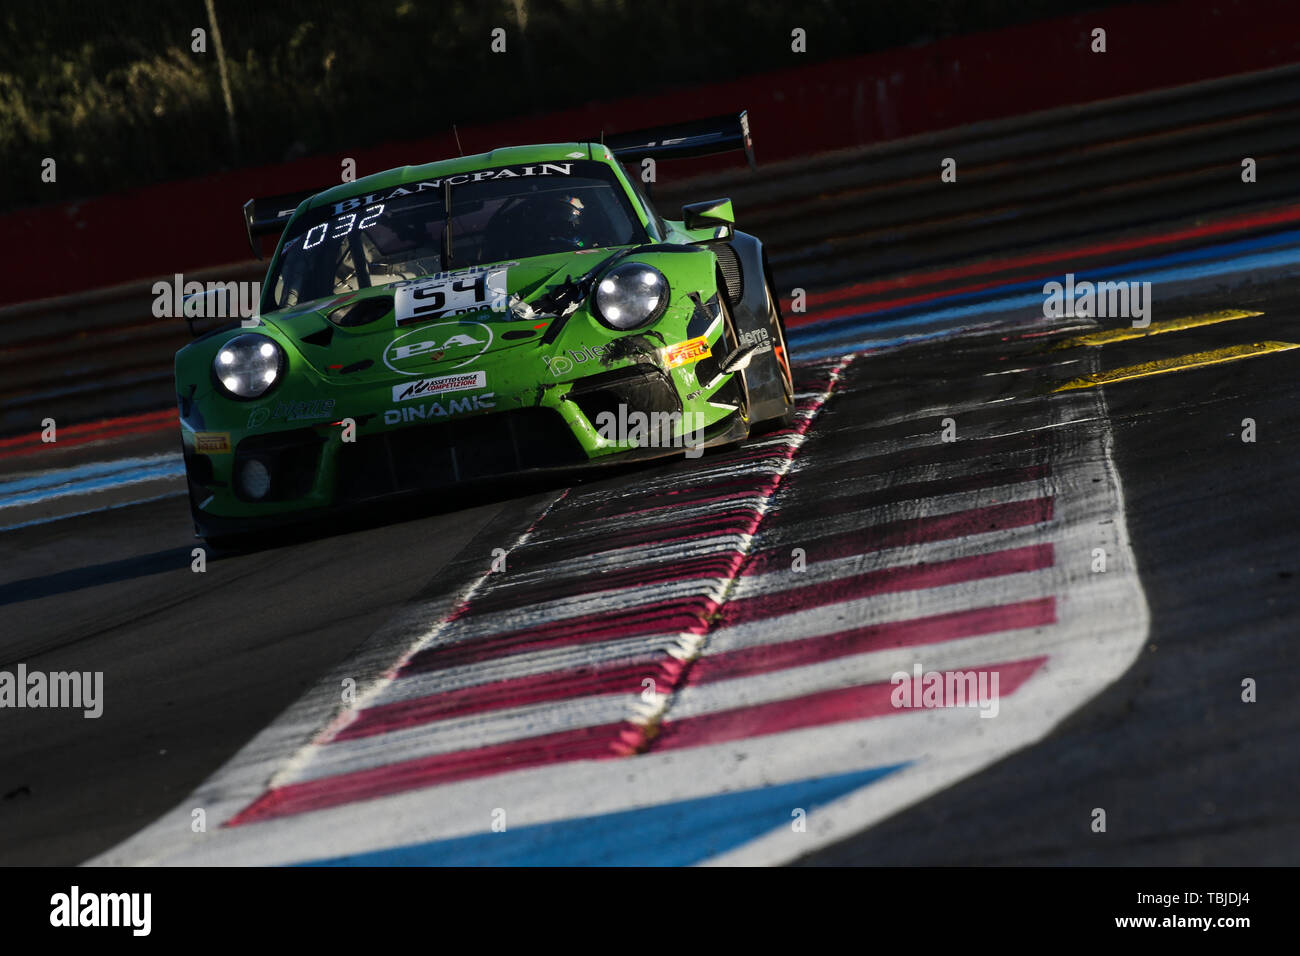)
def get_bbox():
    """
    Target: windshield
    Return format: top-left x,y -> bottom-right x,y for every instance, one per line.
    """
266,160 -> 647,310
